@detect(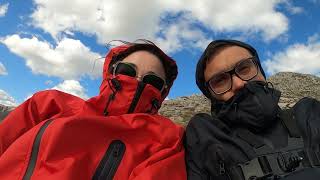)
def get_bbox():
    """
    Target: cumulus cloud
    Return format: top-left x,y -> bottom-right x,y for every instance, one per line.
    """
30,0 -> 293,51
51,80 -> 89,99
281,0 -> 304,14
0,62 -> 7,75
264,37 -> 320,76
0,89 -> 17,106
0,3 -> 9,17
0,34 -> 103,79
156,14 -> 211,53
164,0 -> 289,41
